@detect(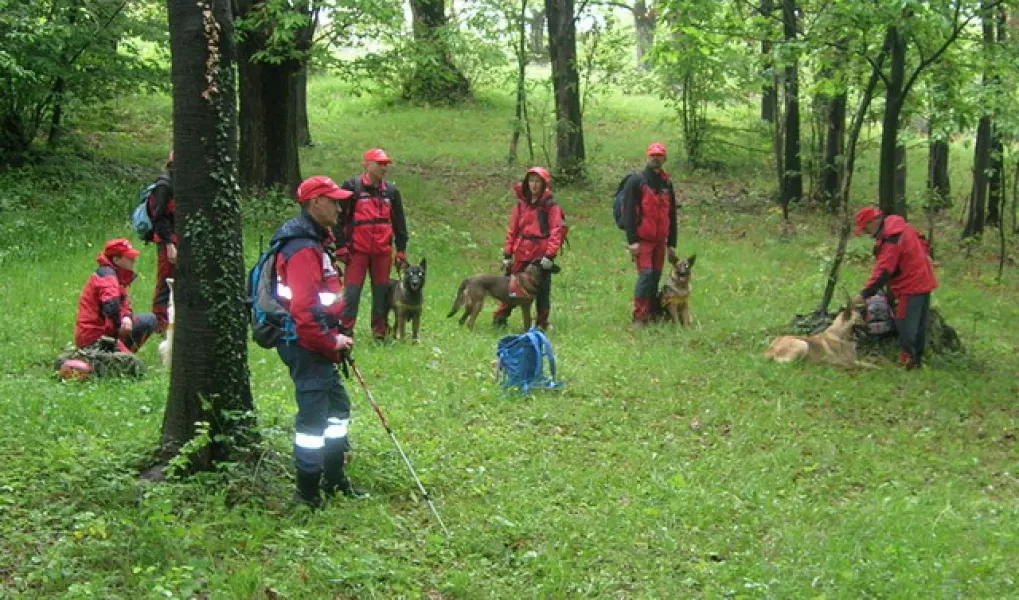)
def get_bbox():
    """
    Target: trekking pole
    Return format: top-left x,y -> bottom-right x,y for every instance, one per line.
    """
343,354 -> 451,538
